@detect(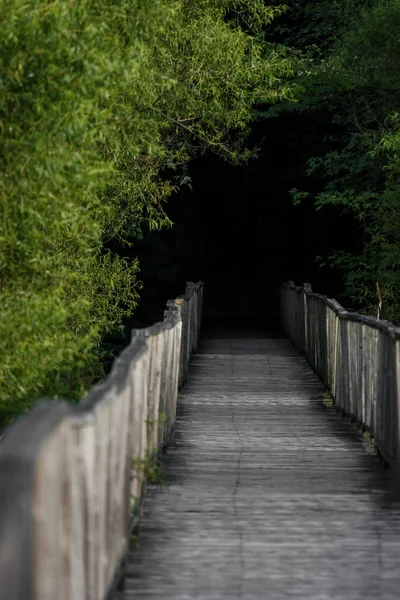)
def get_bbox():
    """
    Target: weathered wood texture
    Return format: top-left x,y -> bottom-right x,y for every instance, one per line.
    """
118,324 -> 400,600
0,282 -> 203,600
281,281 -> 400,468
